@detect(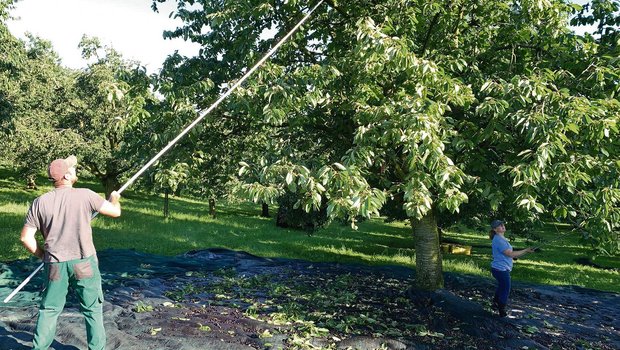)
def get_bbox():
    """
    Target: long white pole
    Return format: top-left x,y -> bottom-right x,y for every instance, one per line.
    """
4,0 -> 325,304
118,0 -> 325,194
3,264 -> 44,303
